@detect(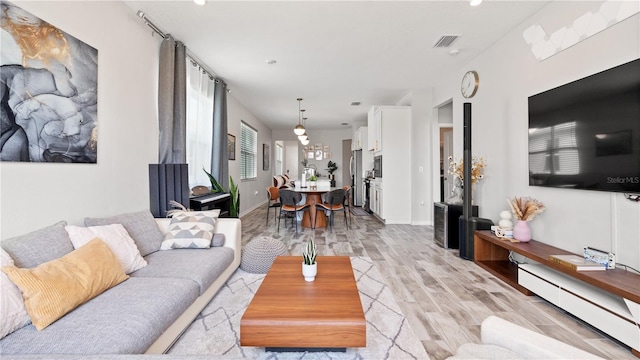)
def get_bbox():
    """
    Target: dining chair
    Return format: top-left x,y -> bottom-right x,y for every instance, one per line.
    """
342,185 -> 352,227
278,189 -> 311,234
265,186 -> 281,225
315,188 -> 348,232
